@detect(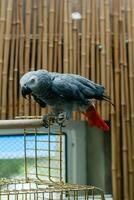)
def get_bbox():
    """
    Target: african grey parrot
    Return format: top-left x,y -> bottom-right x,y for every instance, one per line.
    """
20,70 -> 110,131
